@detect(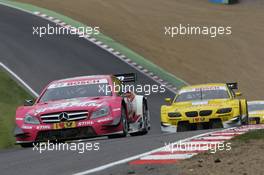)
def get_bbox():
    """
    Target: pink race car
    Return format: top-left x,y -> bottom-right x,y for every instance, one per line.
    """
14,73 -> 150,147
